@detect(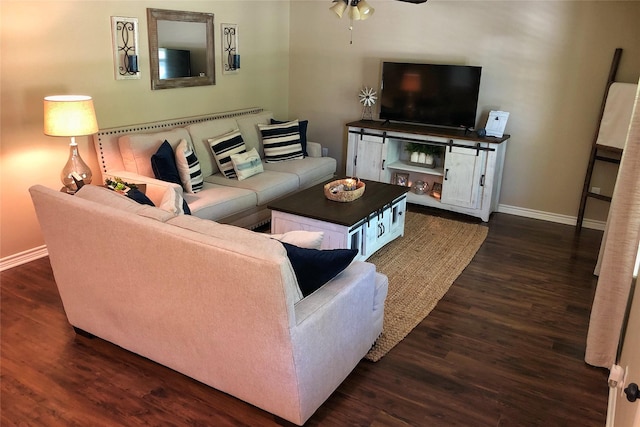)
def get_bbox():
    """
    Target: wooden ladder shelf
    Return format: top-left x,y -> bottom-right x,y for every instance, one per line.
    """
576,48 -> 630,231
